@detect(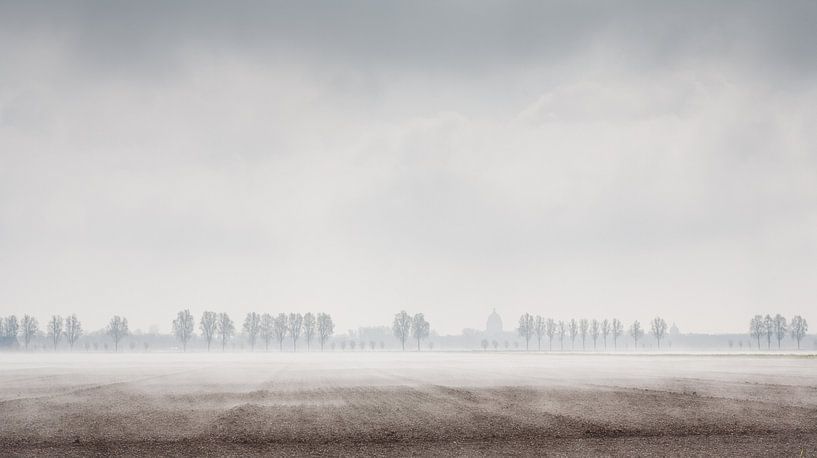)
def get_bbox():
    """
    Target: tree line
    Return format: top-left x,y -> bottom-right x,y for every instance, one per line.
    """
2,311 -> 812,352
0,311 -> 336,352
512,315 -> 670,351
1,314 -> 83,350
175,310 -> 336,351
749,314 -> 808,350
